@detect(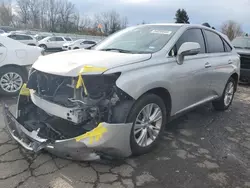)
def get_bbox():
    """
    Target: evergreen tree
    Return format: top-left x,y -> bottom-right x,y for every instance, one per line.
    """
175,9 -> 190,24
